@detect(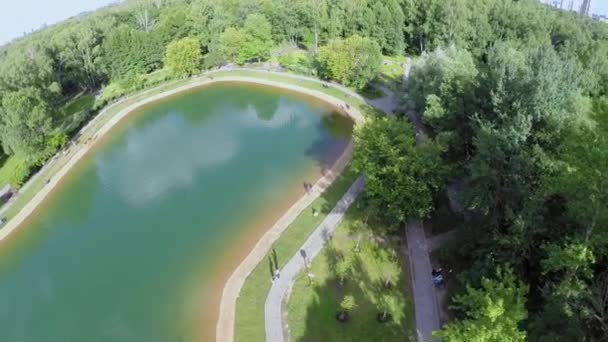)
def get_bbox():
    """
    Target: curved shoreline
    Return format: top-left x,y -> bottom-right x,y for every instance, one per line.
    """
0,72 -> 364,342
212,82 -> 364,342
0,74 -> 363,244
